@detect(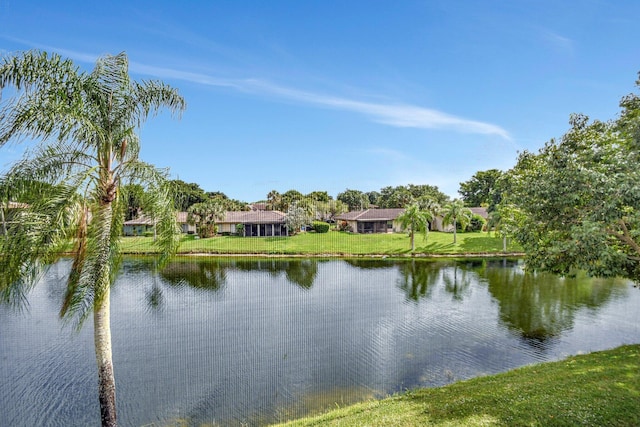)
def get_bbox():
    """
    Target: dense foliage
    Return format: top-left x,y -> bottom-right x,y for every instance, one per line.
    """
458,169 -> 504,209
312,221 -> 330,233
506,76 -> 640,283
